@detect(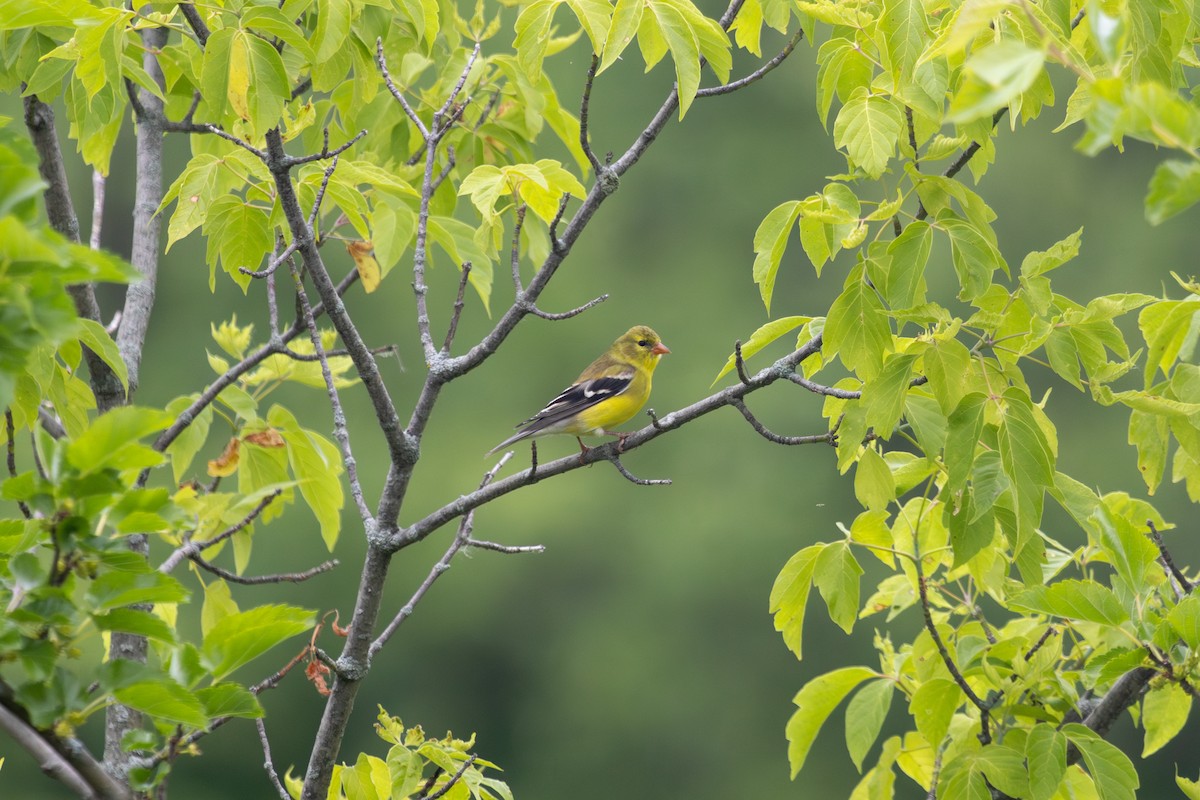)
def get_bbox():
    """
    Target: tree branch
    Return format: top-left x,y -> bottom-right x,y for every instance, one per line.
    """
115,26 -> 169,396
0,703 -> 97,799
23,93 -> 126,413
